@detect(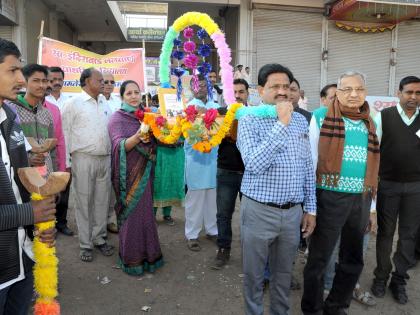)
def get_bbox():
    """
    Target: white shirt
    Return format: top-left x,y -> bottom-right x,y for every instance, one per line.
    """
61,91 -> 112,167
45,93 -> 69,111
0,107 -> 33,290
103,94 -> 122,113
